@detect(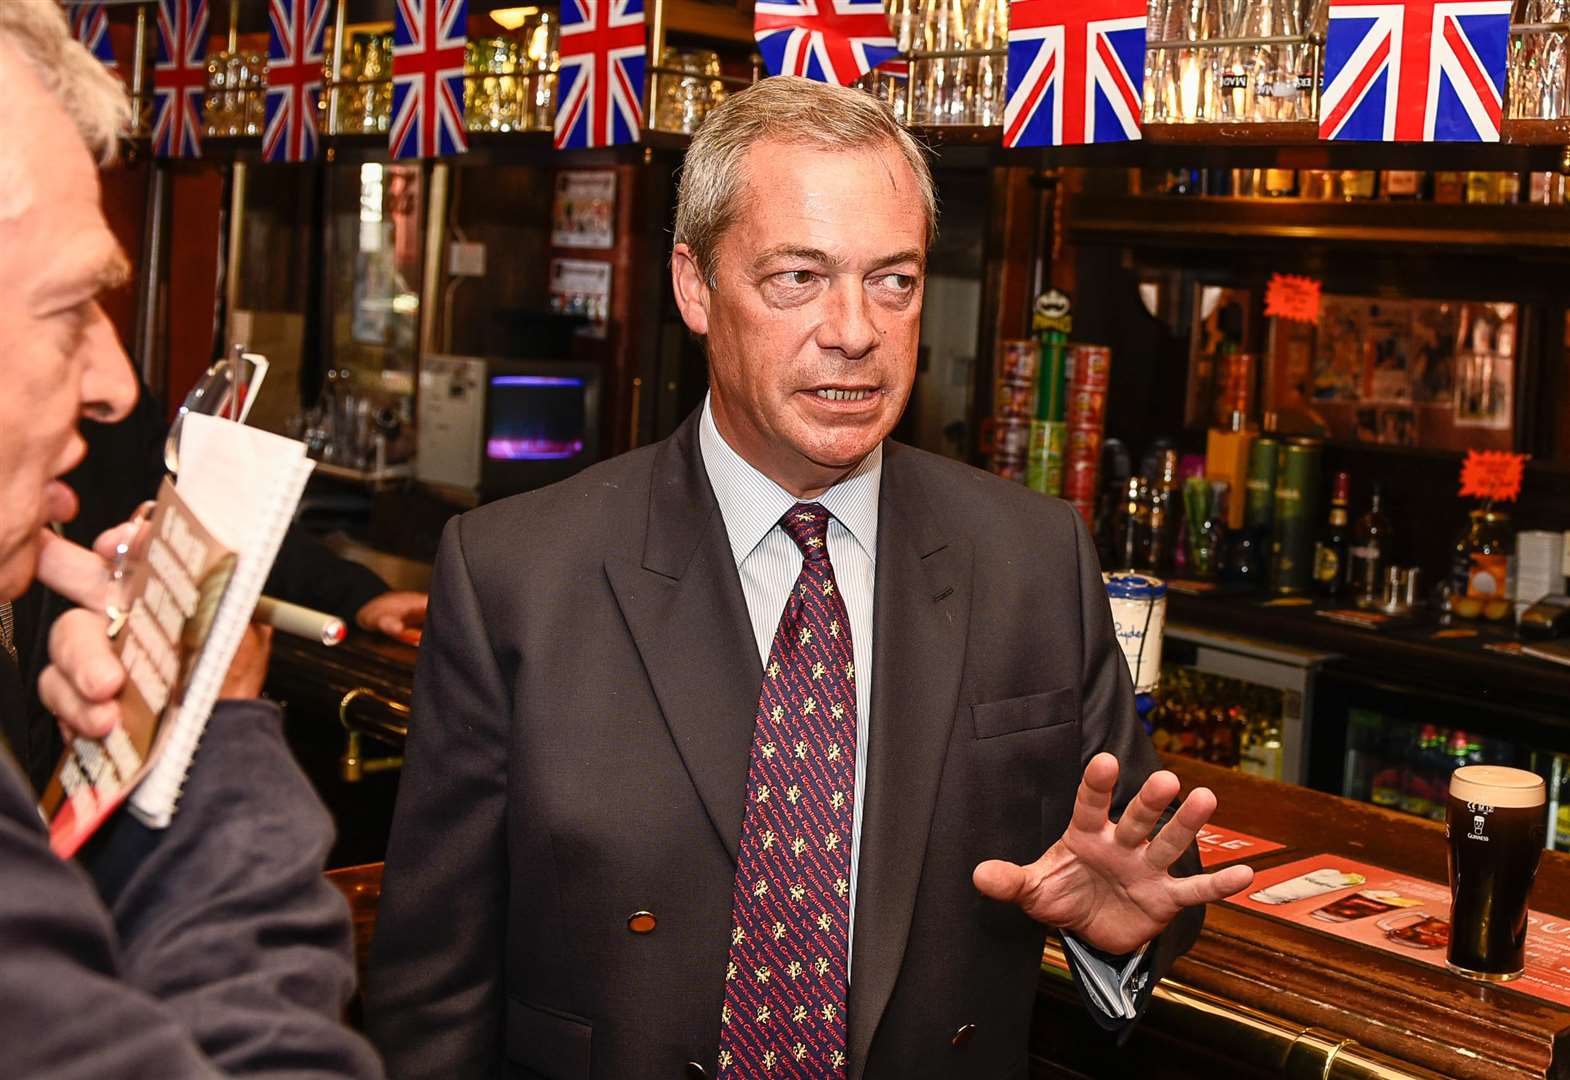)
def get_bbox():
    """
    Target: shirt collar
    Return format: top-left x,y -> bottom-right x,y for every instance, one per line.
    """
699,393 -> 881,569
